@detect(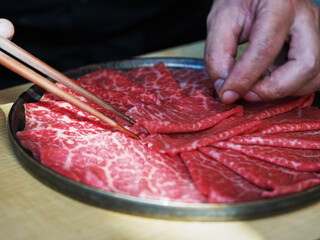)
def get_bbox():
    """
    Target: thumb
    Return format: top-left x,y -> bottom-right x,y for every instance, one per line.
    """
0,19 -> 15,40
